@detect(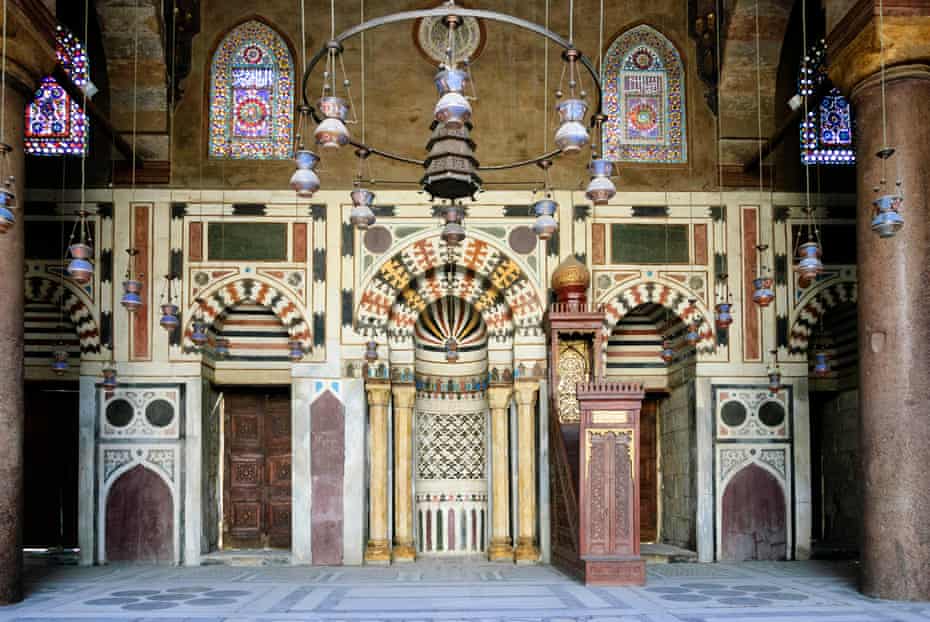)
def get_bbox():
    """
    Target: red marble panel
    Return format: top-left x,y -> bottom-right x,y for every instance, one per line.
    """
693,223 -> 708,265
131,204 -> 151,360
189,222 -> 203,262
742,208 -> 761,360
592,223 -> 606,265
293,223 -> 308,263
311,391 -> 345,565
722,463 -> 787,561
105,465 -> 173,562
